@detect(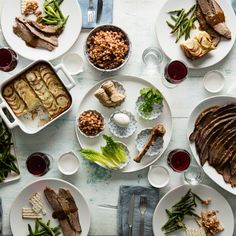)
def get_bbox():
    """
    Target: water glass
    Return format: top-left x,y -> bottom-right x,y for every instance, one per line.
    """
184,165 -> 204,185
162,60 -> 188,88
142,47 -> 163,68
